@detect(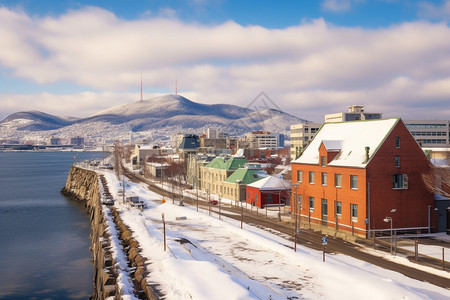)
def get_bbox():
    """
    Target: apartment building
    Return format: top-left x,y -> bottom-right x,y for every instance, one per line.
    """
245,131 -> 279,149
290,122 -> 322,160
404,120 -> 449,148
